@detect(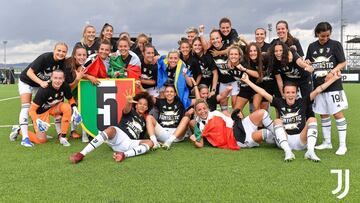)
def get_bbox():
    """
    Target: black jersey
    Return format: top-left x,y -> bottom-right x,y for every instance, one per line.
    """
208,45 -> 235,83
20,52 -> 65,87
180,53 -> 201,80
272,97 -> 310,135
230,61 -> 258,88
75,41 -> 99,57
195,52 -> 217,86
118,108 -> 146,140
273,50 -> 309,82
140,59 -> 157,89
156,98 -> 185,128
306,39 -> 345,92
207,95 -> 218,112
33,82 -> 73,114
220,29 -> 238,48
165,66 -> 176,85
271,38 -> 304,57
260,42 -> 271,53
